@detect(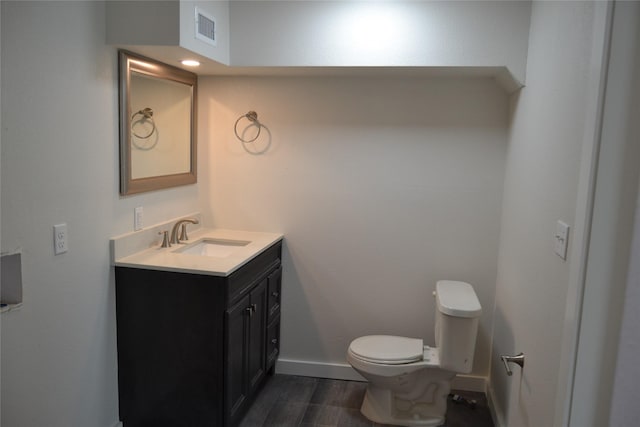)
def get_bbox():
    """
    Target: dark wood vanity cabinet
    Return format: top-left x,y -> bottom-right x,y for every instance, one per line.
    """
115,241 -> 282,427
